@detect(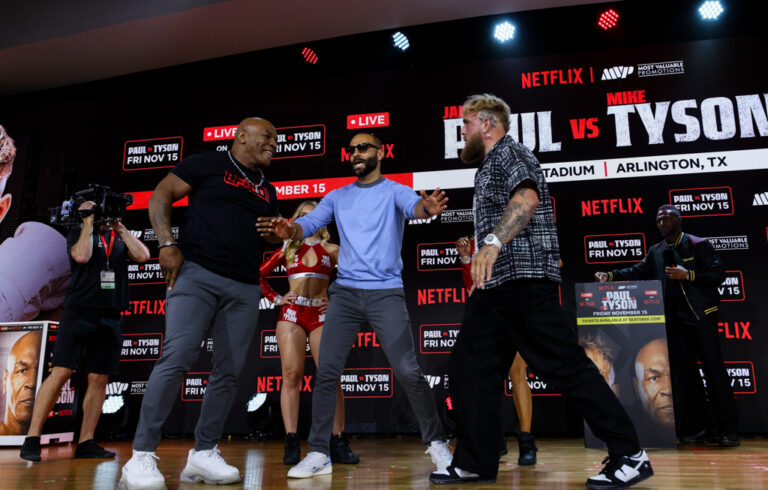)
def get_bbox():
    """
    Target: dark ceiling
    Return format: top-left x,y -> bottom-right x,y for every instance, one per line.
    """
0,0 -> 611,95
